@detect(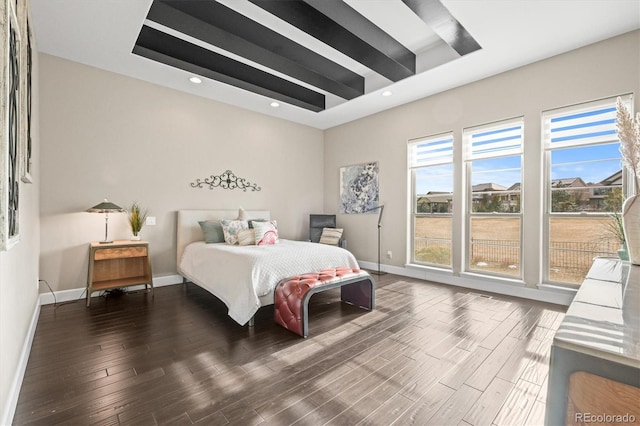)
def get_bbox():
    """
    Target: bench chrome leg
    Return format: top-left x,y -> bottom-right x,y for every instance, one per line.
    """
341,278 -> 375,310
248,316 -> 255,327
